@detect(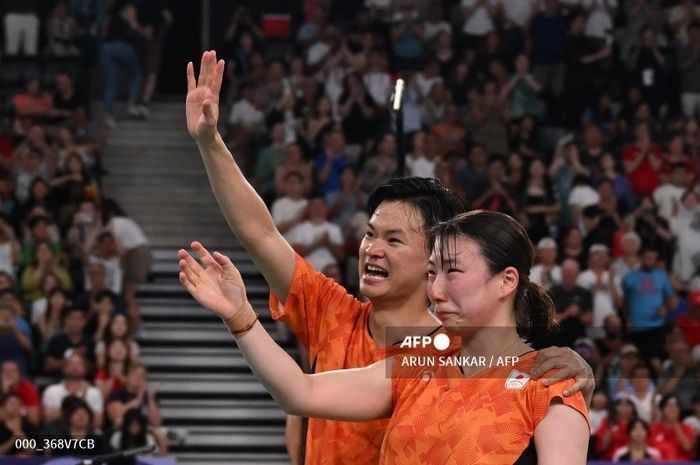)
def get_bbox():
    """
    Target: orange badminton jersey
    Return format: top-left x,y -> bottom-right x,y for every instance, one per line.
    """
270,254 -> 449,465
383,350 -> 590,465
